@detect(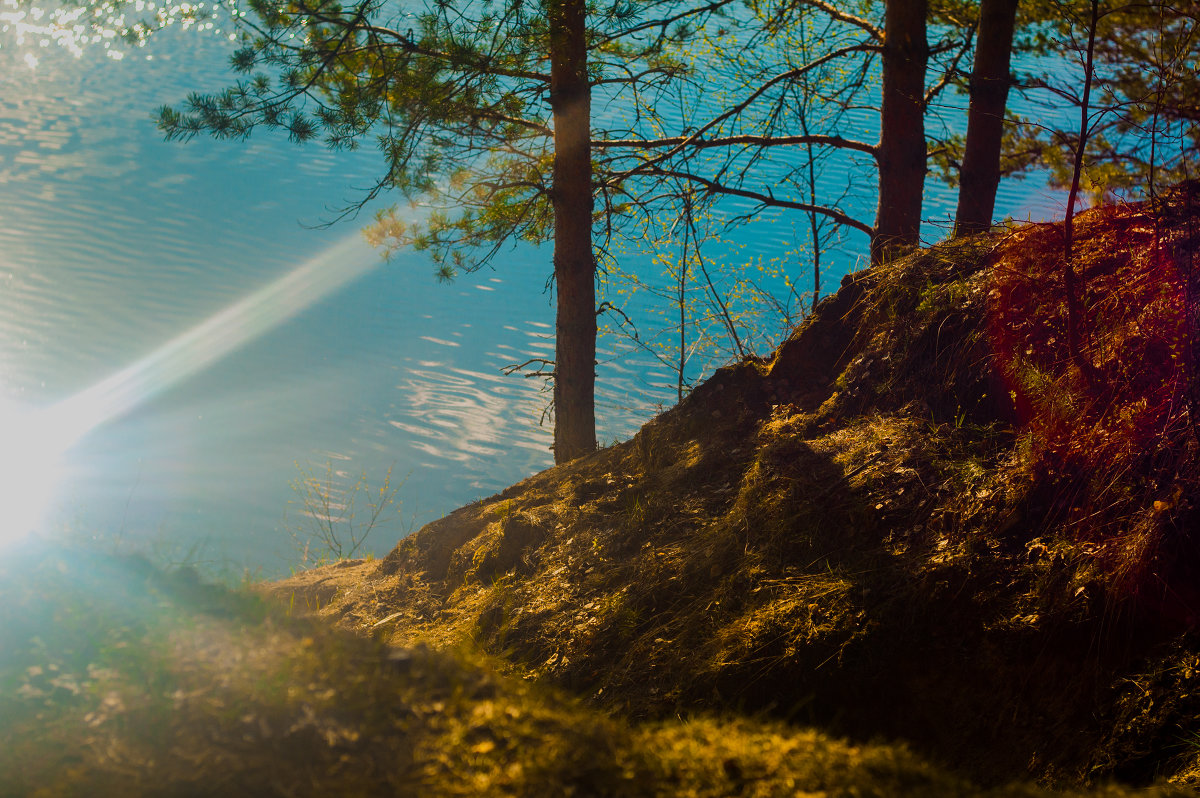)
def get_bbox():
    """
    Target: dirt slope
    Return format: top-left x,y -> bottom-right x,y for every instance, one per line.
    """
270,183 -> 1200,789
